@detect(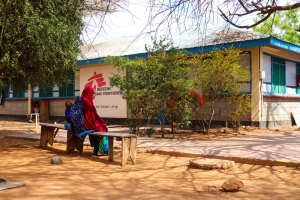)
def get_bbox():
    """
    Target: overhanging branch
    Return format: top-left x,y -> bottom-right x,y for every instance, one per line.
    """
219,2 -> 300,29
